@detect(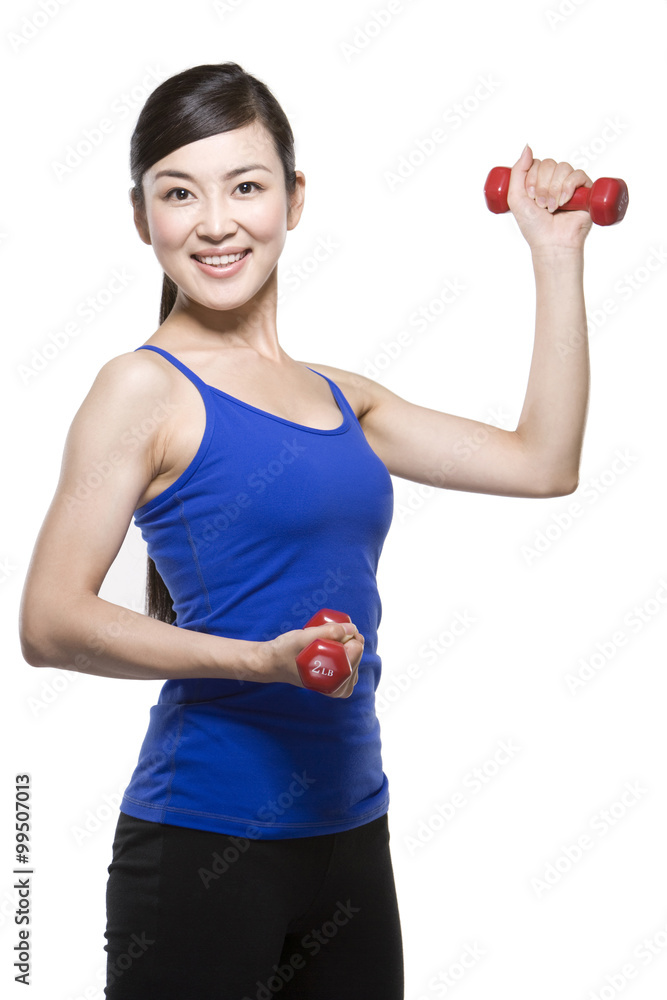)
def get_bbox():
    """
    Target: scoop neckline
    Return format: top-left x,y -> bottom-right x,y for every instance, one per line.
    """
138,345 -> 351,436
206,369 -> 349,435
